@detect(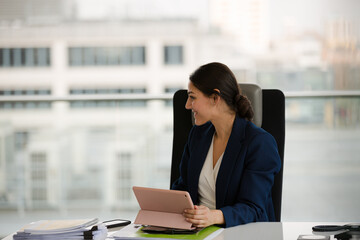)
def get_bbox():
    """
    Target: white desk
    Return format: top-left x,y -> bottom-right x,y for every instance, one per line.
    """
3,222 -> 346,240
211,222 -> 344,240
